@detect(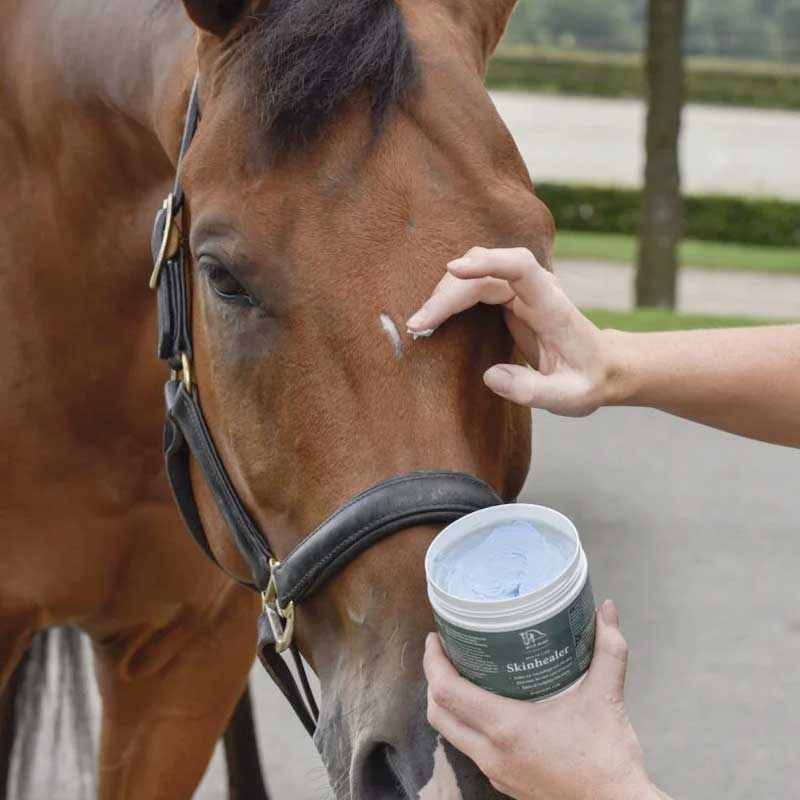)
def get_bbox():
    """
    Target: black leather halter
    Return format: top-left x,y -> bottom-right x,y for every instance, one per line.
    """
149,76 -> 502,736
